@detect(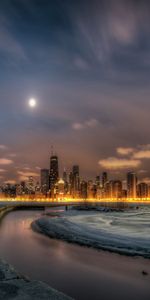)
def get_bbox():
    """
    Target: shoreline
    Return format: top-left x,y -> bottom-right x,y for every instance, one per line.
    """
32,211 -> 150,259
31,219 -> 150,292
0,208 -> 73,300
0,206 -> 15,223
1,208 -> 150,299
32,220 -> 135,258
